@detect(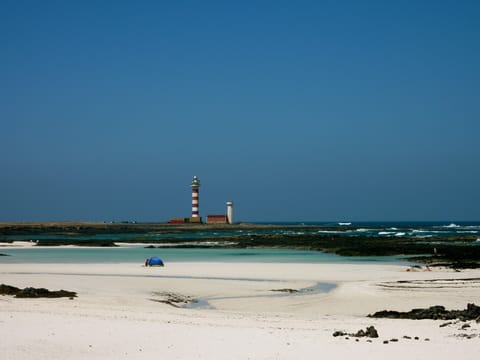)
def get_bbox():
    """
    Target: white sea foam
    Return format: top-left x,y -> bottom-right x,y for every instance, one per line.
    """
355,228 -> 370,232
457,231 -> 478,234
444,223 -> 460,228
378,231 -> 395,235
388,227 -> 398,230
281,231 -> 305,235
338,222 -> 352,226
412,229 -> 442,234
0,241 -> 38,248
394,232 -> 406,237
